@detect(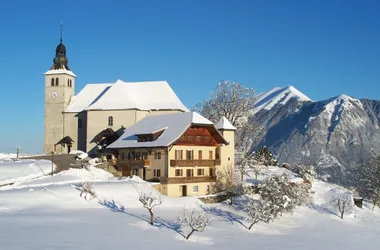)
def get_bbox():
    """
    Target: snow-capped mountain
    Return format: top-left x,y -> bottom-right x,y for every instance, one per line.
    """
252,87 -> 380,186
254,86 -> 311,113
